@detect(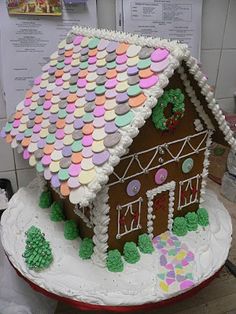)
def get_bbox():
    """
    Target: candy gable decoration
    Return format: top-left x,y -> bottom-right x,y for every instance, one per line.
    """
1,26 -> 235,272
